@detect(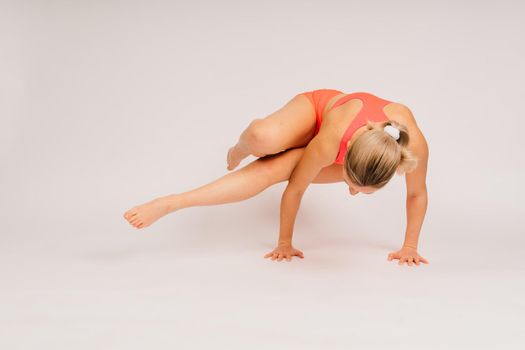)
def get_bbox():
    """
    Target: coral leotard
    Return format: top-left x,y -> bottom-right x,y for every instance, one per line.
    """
299,89 -> 393,165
